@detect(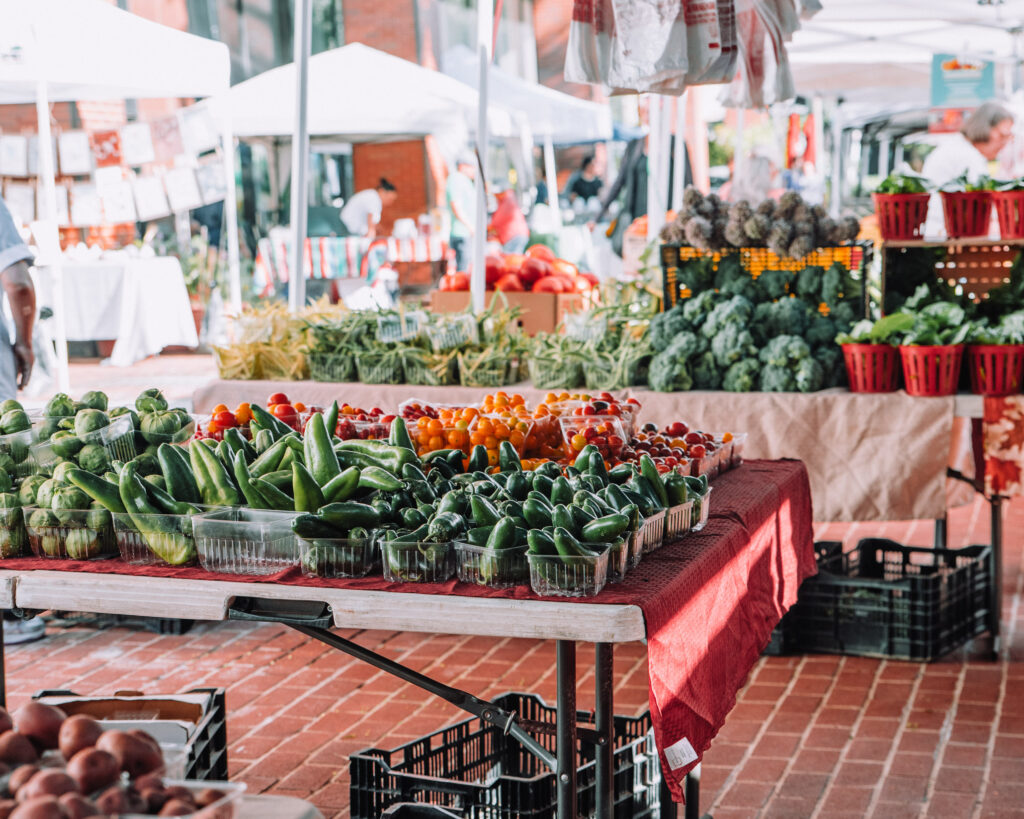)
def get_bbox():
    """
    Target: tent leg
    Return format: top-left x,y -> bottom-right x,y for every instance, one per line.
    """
471,0 -> 494,315
287,0 -> 313,312
543,136 -> 560,223
221,122 -> 242,316
671,94 -> 686,212
34,80 -> 70,393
